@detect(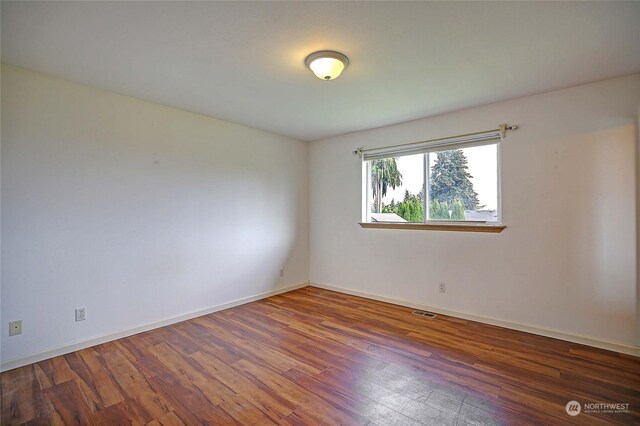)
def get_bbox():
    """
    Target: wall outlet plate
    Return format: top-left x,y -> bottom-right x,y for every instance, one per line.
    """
439,282 -> 446,293
75,307 -> 87,322
9,320 -> 22,336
